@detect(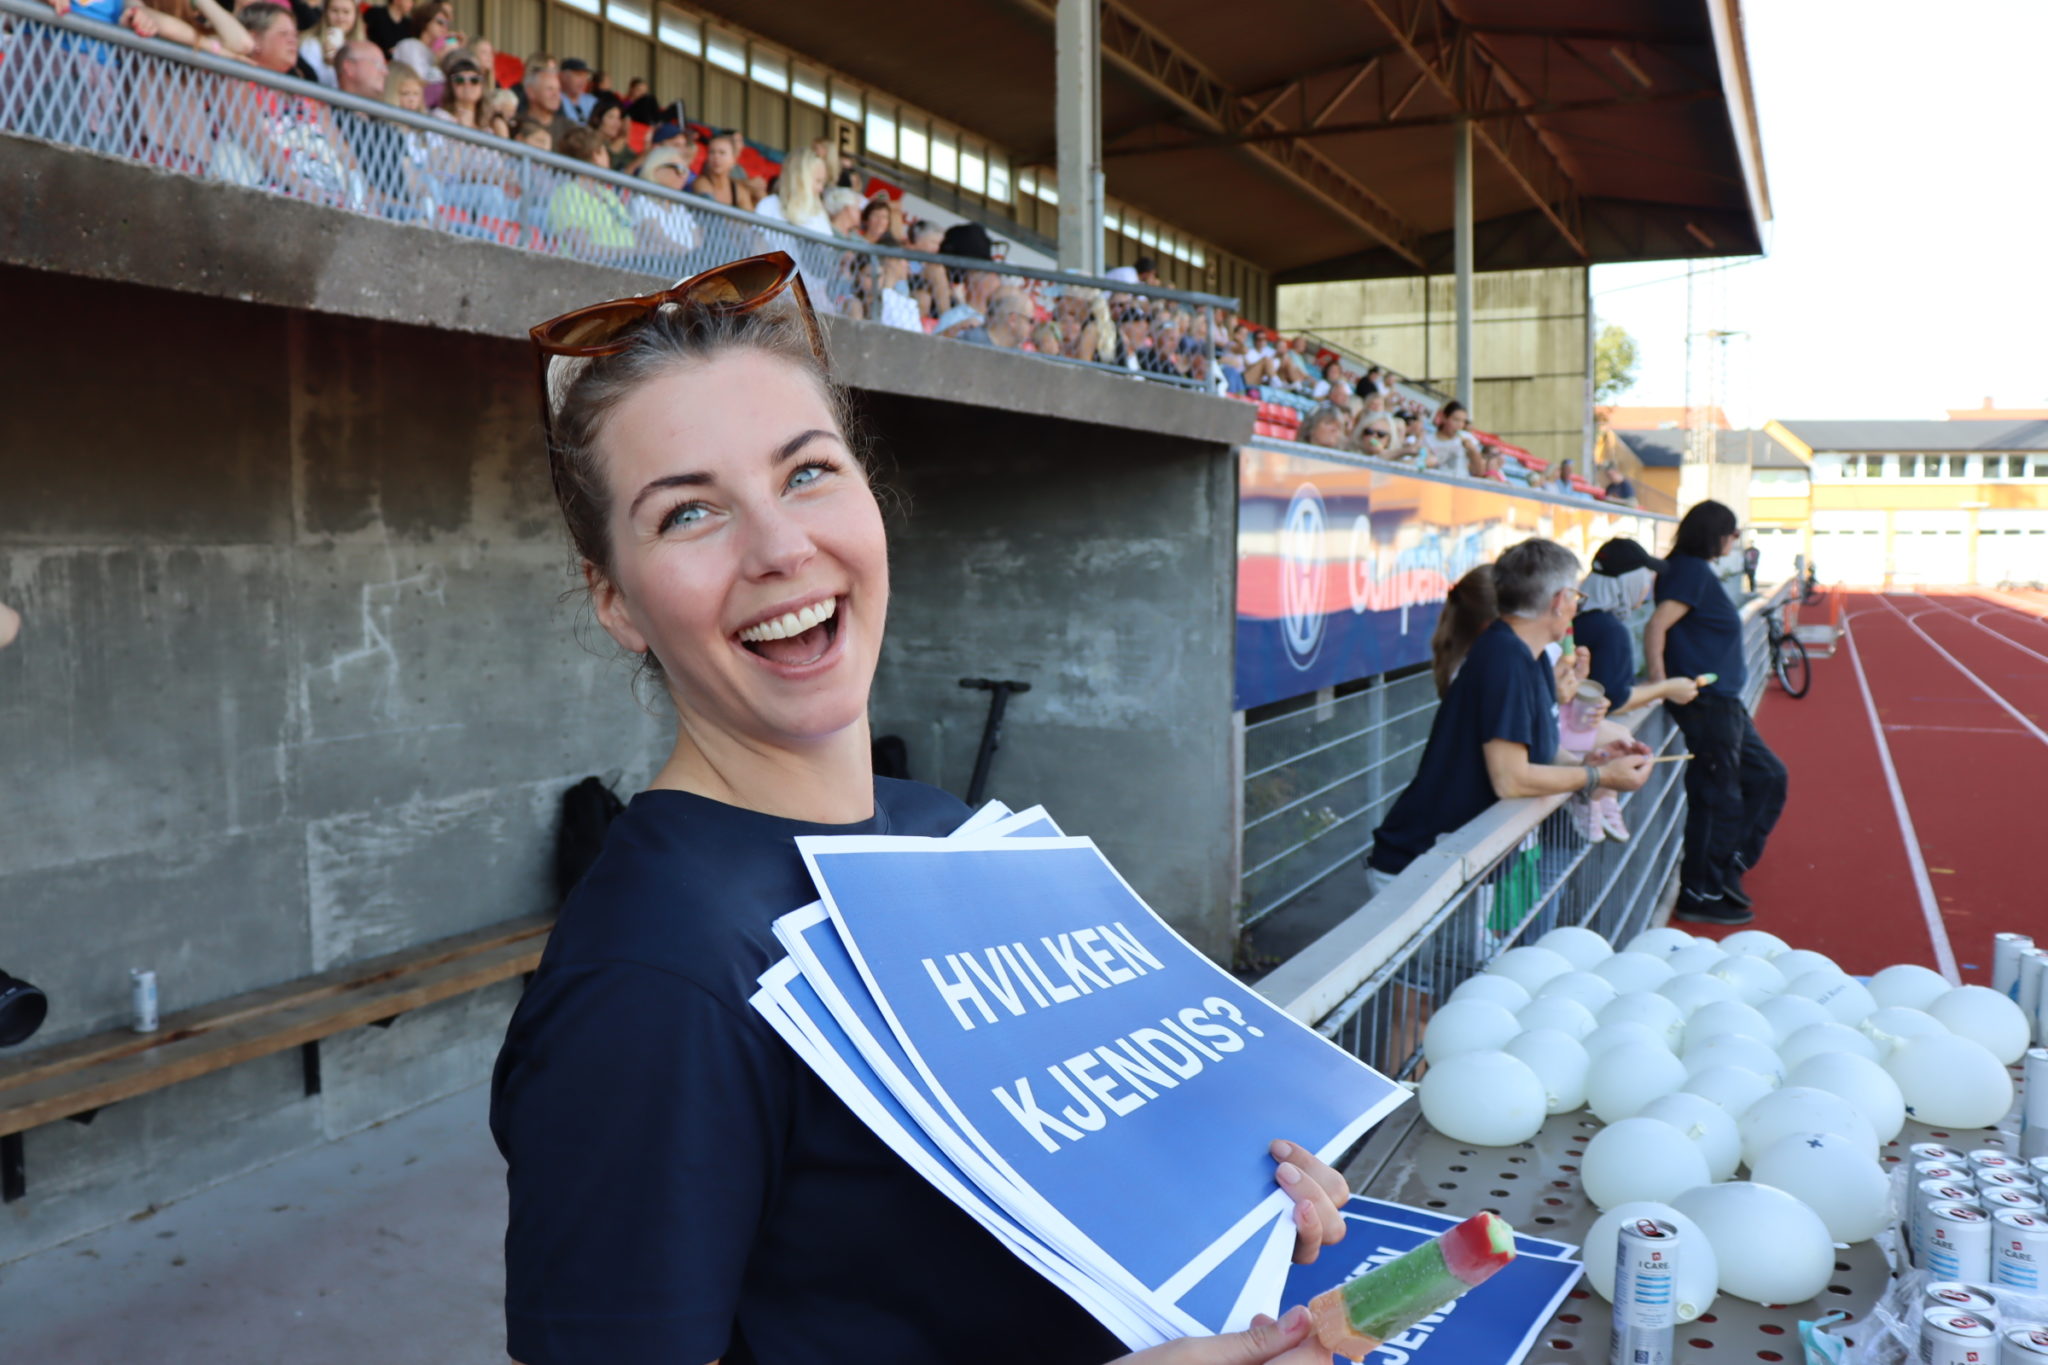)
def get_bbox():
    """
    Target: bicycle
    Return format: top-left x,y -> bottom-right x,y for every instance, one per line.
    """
1763,603 -> 1811,698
